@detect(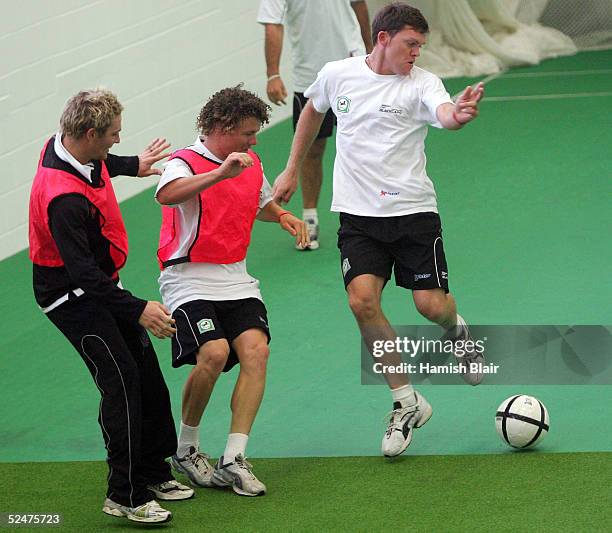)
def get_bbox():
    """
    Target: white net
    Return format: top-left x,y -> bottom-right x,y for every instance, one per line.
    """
537,0 -> 612,50
366,0 -> 612,78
